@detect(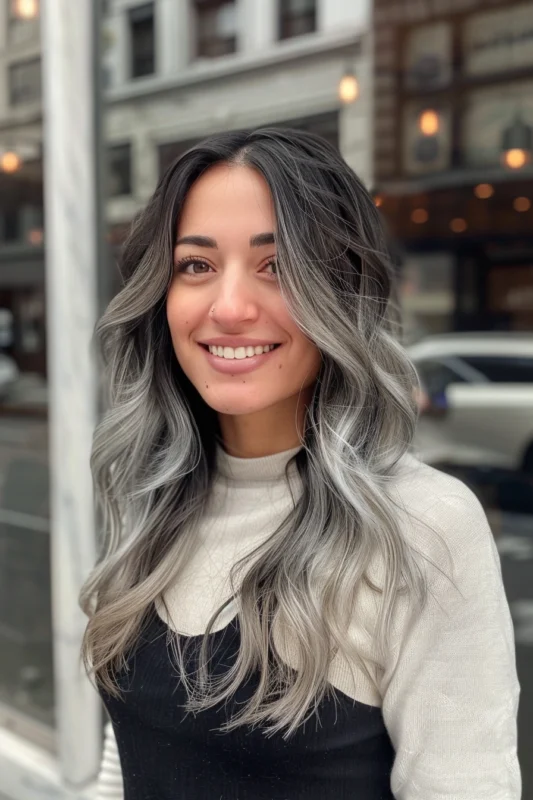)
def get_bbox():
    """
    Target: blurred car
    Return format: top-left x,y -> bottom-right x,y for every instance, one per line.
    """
0,354 -> 19,400
408,333 -> 533,473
